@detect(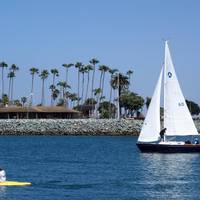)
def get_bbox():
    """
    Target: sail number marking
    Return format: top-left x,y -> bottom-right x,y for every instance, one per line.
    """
178,102 -> 184,107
